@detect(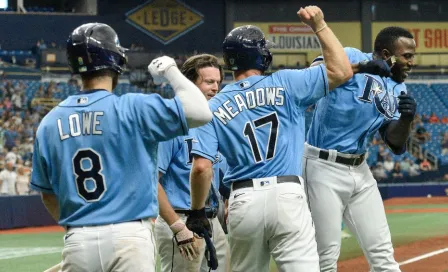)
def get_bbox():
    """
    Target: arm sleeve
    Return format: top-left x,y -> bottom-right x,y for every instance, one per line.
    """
30,137 -> 53,194
277,64 -> 329,110
191,120 -> 218,163
133,94 -> 189,142
157,139 -> 176,174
